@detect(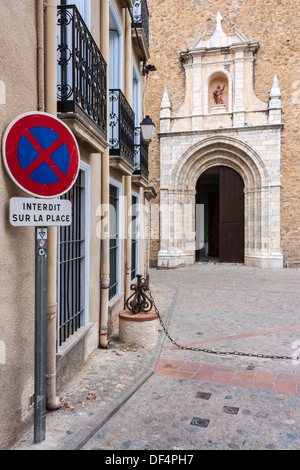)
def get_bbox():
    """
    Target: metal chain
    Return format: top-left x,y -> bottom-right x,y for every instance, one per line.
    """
151,297 -> 298,362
